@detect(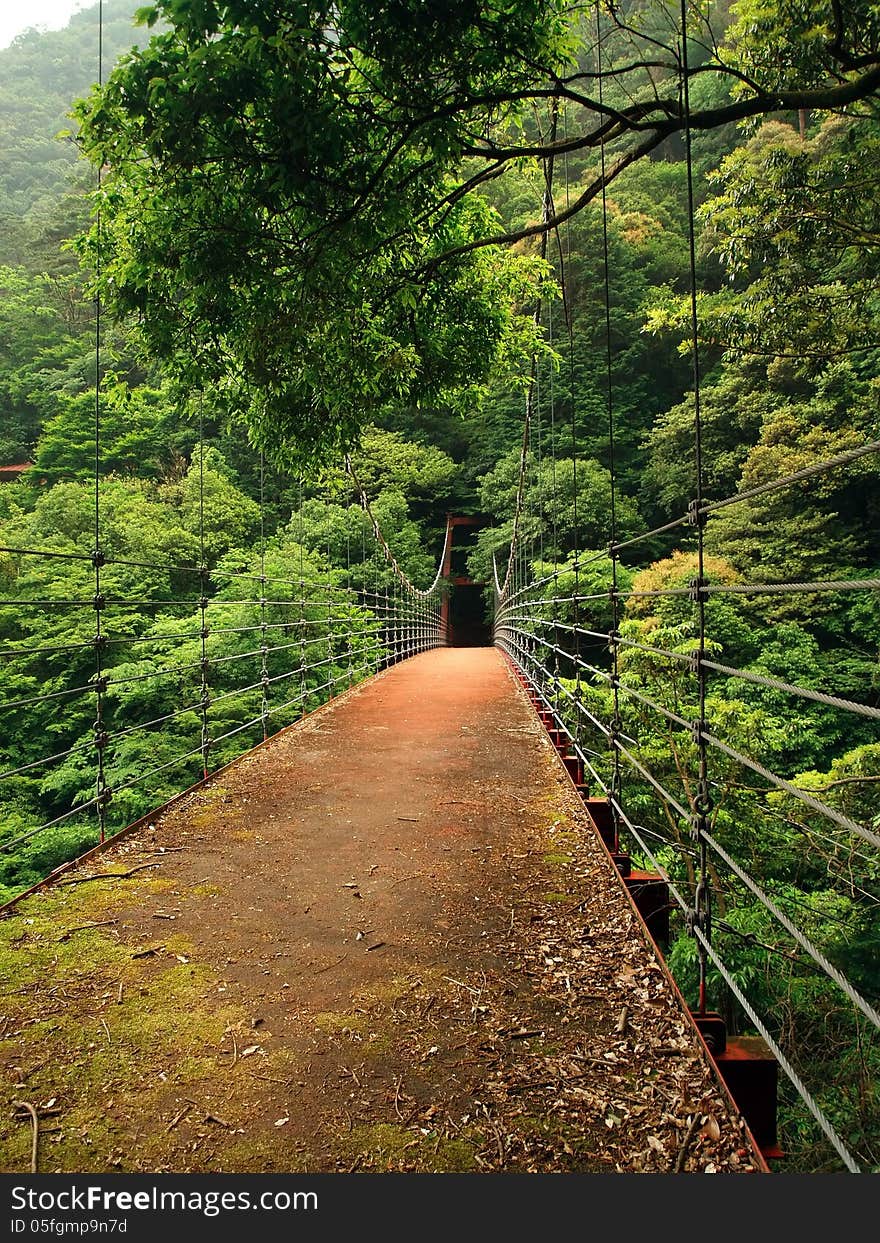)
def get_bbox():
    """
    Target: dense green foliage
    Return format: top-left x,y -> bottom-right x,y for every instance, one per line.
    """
0,0 -> 156,267
0,1 -> 878,1171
